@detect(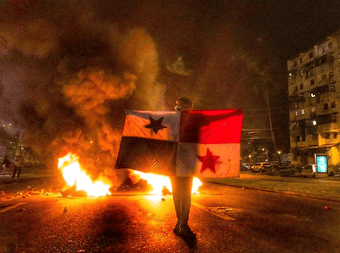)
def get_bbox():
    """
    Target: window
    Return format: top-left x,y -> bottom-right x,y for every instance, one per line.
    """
295,111 -> 299,116
311,79 -> 315,86
294,60 -> 297,67
329,86 -> 335,92
309,52 -> 314,58
312,133 -> 318,140
310,92 -> 315,97
329,42 -> 333,49
300,58 -> 302,63
300,83 -> 303,90
301,135 -> 306,141
322,74 -> 327,81
300,70 -> 304,76
324,133 -> 330,139
324,103 -> 329,110
305,71 -> 309,79
296,136 -> 300,142
331,101 -> 336,108
313,120 -> 317,125
294,102 -> 298,109
334,133 -> 337,139
329,72 -> 334,80
310,107 -> 316,117
294,86 -> 298,92
316,95 -> 320,104
301,109 -> 305,115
